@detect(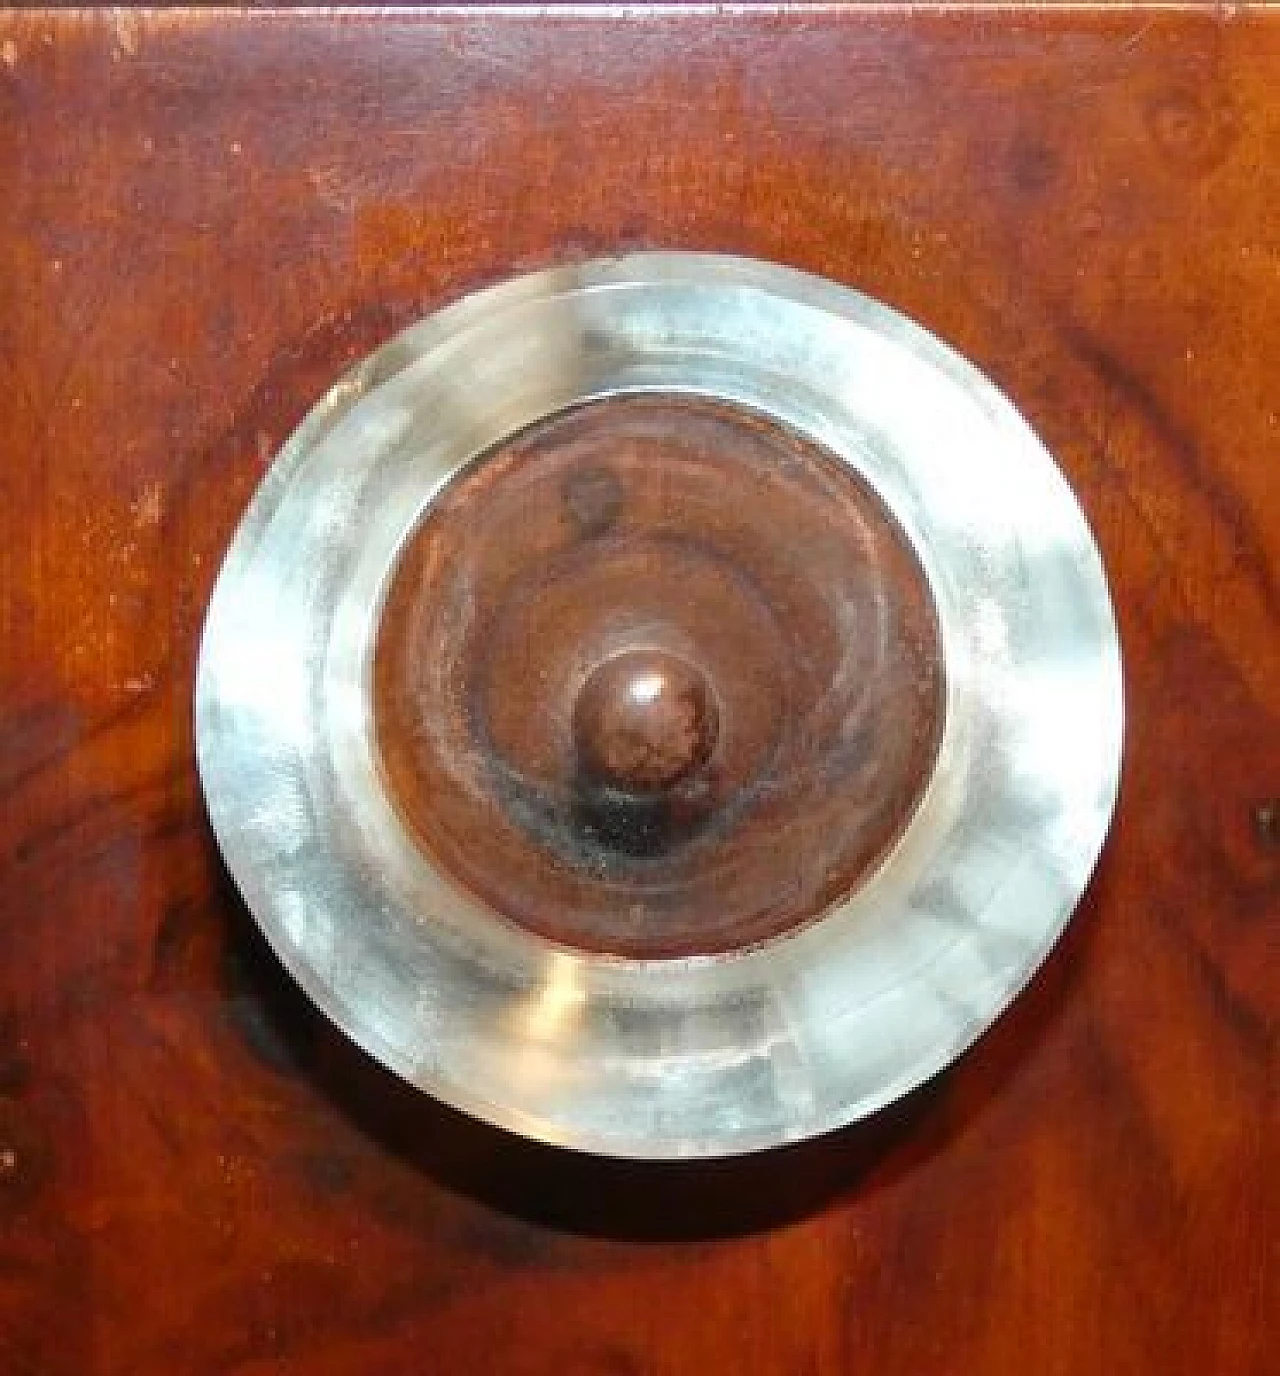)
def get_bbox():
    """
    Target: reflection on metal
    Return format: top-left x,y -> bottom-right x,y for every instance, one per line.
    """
522,952 -> 588,1045
196,254 -> 1123,1159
